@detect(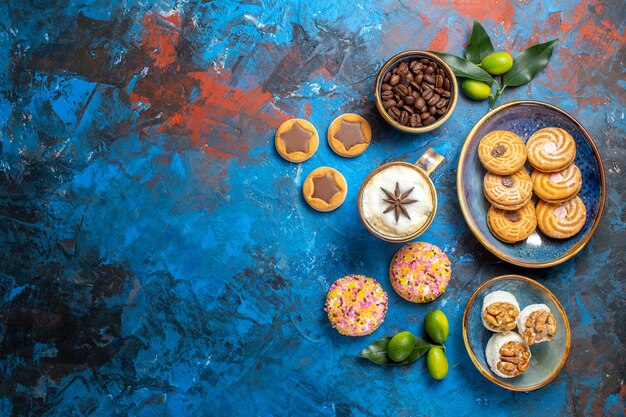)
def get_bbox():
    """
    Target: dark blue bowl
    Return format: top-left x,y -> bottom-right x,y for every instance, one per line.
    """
457,101 -> 606,268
